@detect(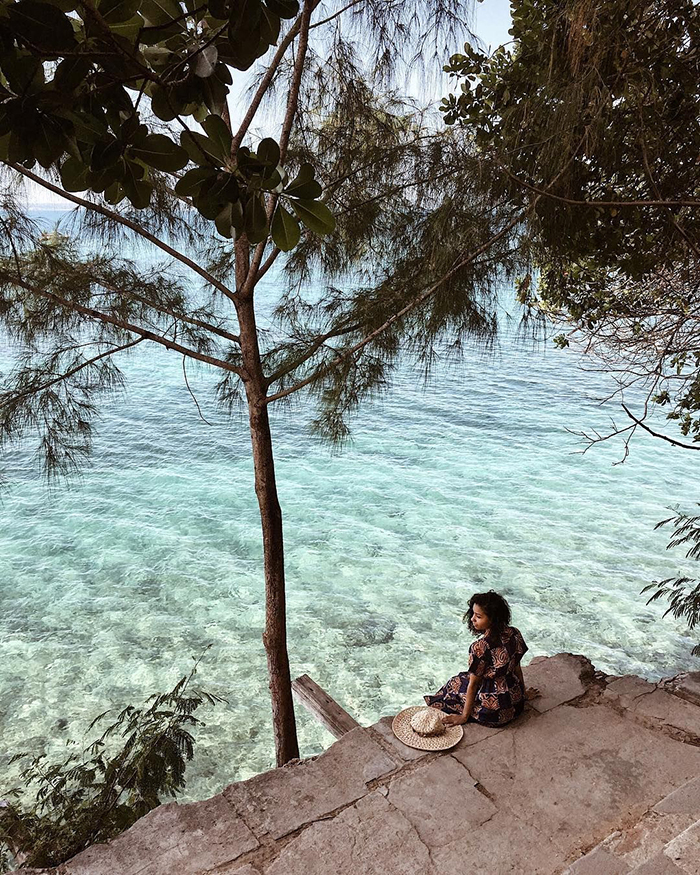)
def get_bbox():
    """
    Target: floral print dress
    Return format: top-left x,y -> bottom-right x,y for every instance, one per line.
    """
424,626 -> 528,726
